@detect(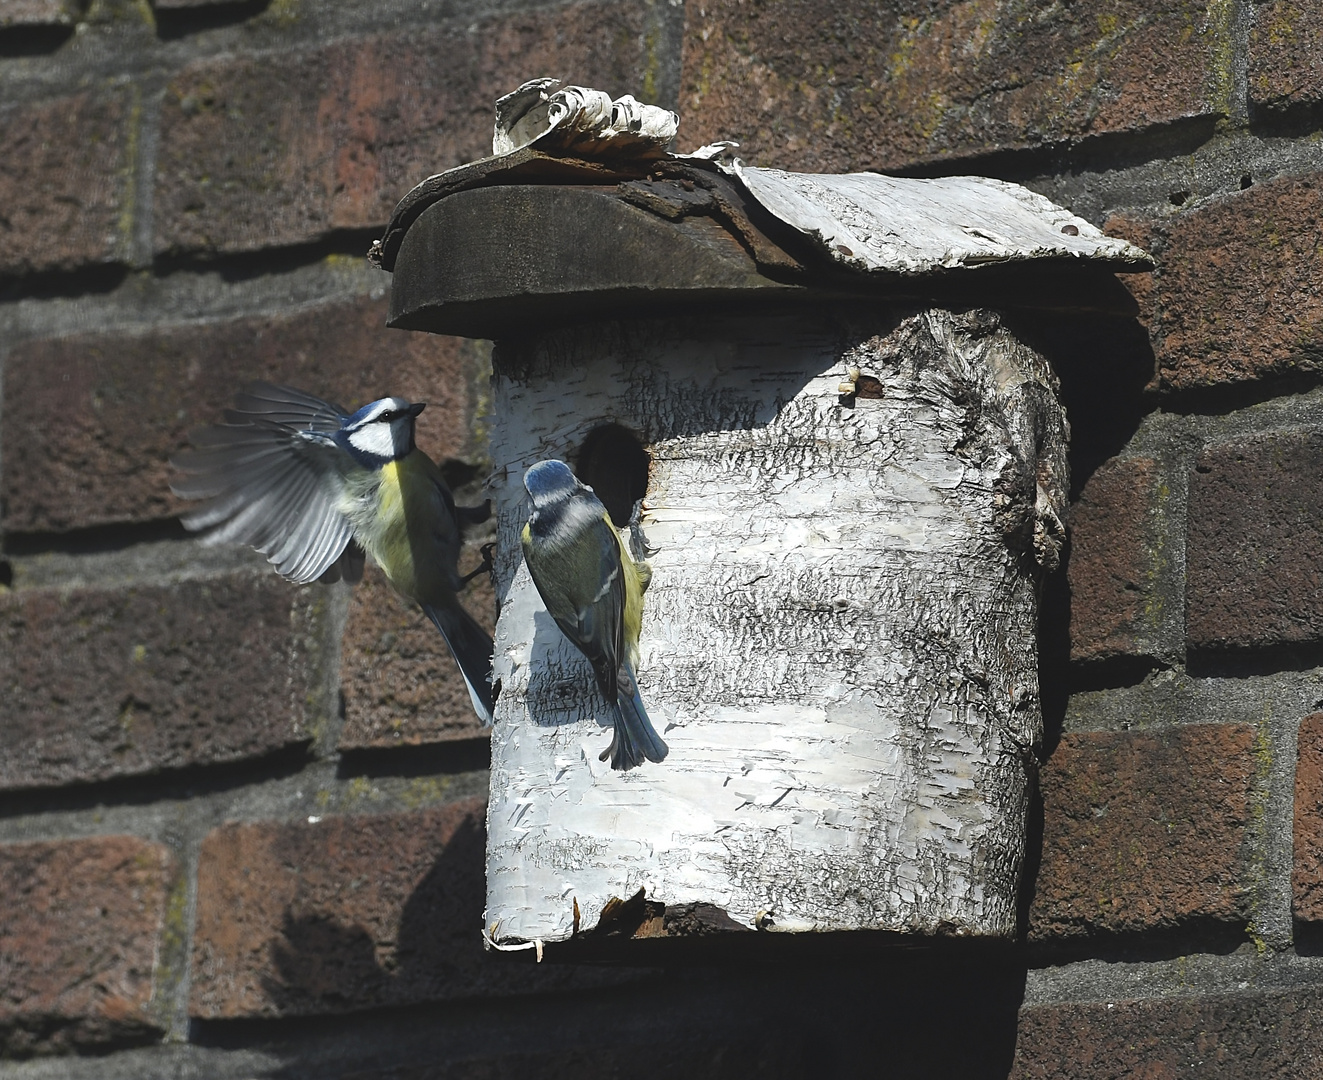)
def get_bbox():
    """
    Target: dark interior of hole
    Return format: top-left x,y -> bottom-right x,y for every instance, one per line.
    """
575,425 -> 651,528
854,375 -> 886,399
